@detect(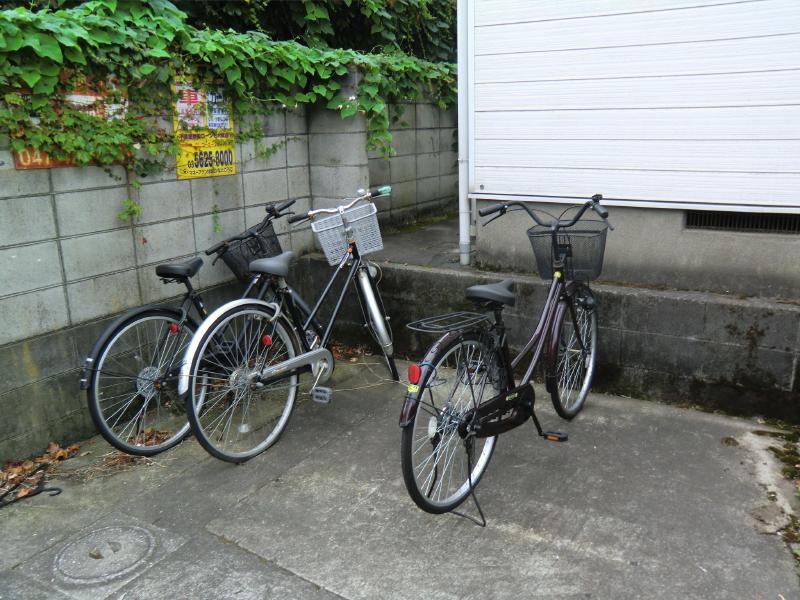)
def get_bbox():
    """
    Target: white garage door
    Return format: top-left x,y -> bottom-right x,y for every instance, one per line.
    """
469,0 -> 800,212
